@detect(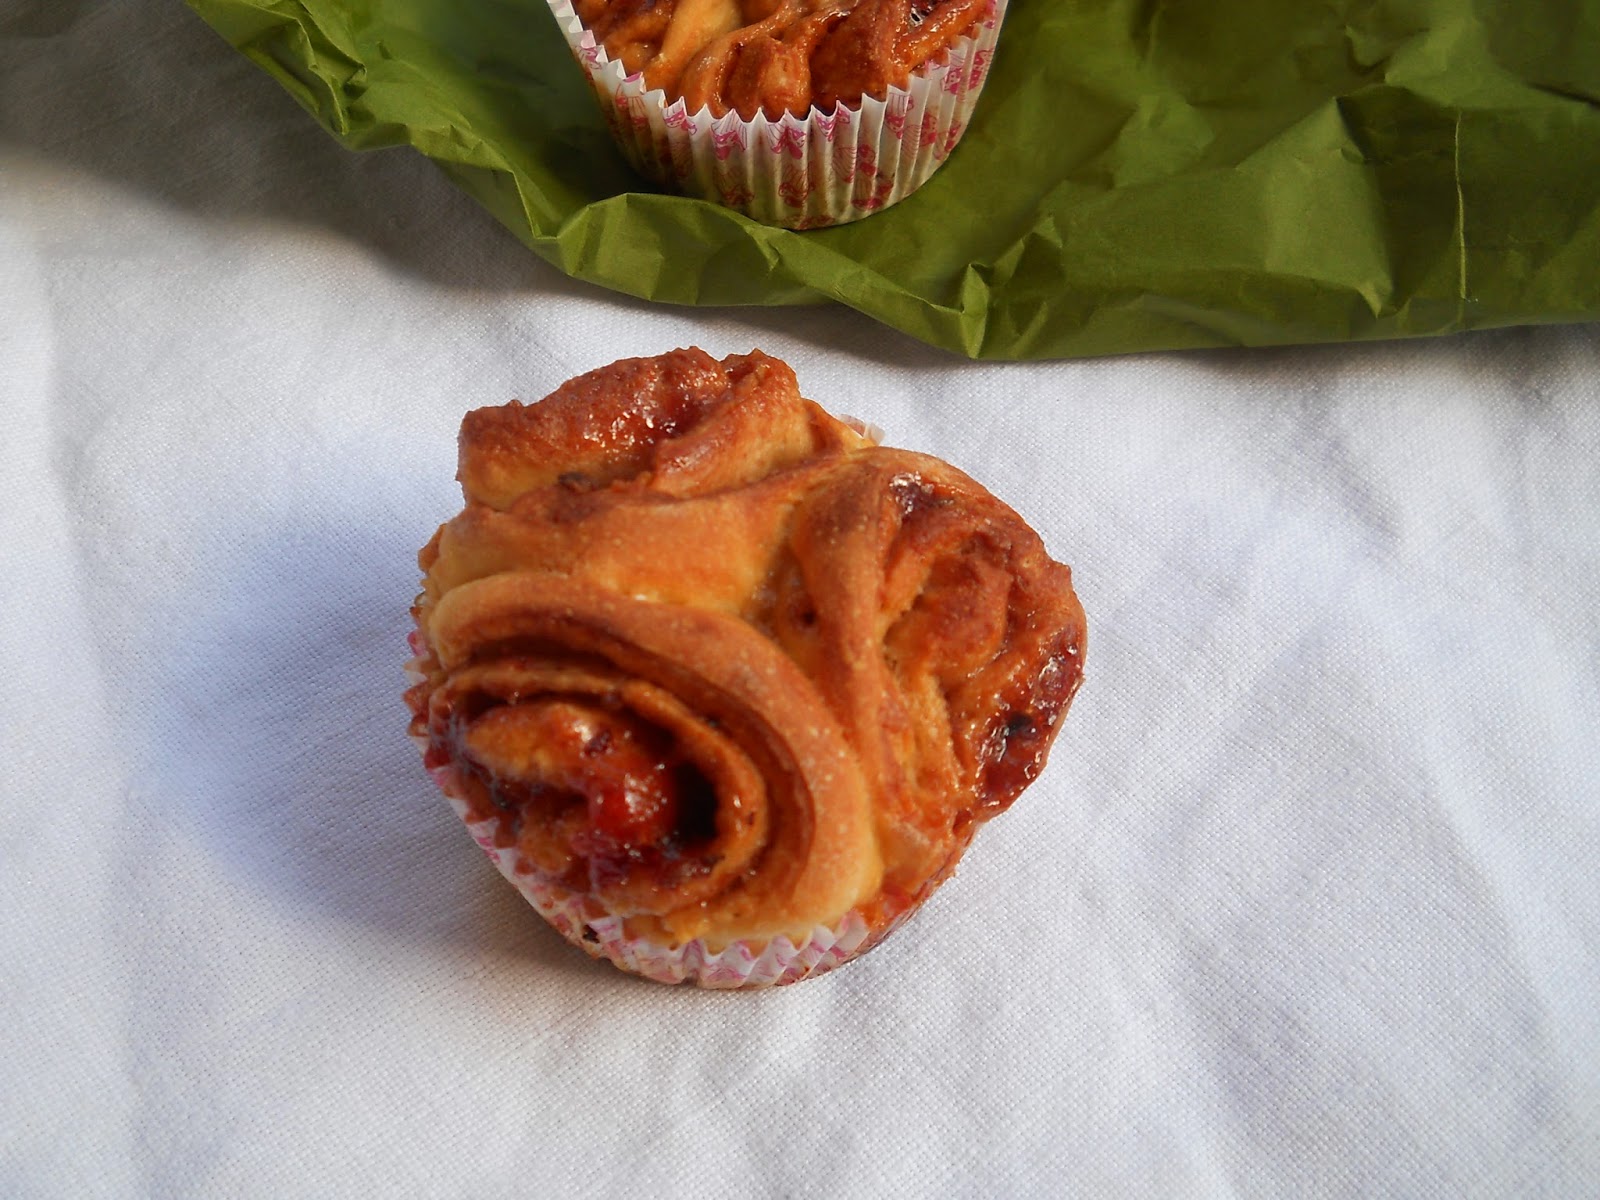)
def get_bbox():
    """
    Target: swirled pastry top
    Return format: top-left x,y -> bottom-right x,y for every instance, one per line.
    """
573,0 -> 990,118
407,349 -> 1084,949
